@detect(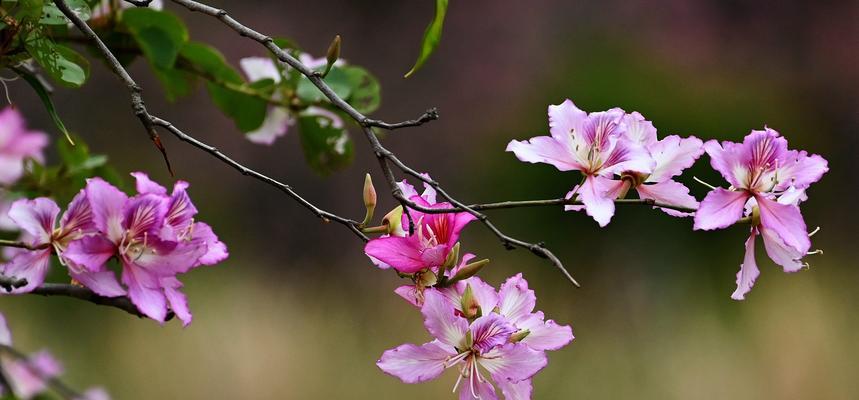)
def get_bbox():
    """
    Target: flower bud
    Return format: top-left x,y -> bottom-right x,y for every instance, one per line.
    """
361,173 -> 377,226
382,206 -> 404,235
509,329 -> 531,343
442,242 -> 461,270
460,284 -> 481,320
447,258 -> 489,285
417,270 -> 437,287
322,34 -> 341,78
